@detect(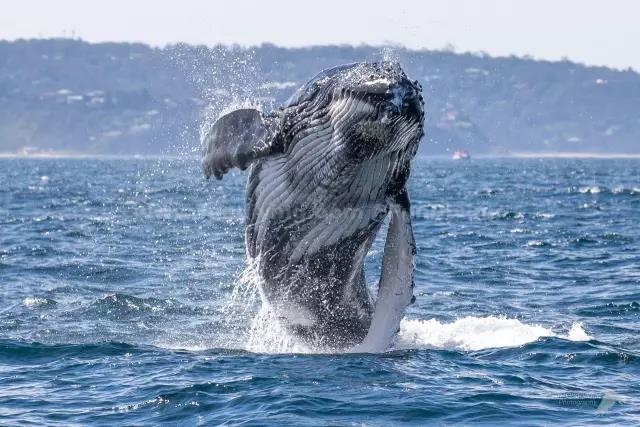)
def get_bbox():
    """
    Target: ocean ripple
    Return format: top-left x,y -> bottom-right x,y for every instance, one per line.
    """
0,157 -> 638,425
